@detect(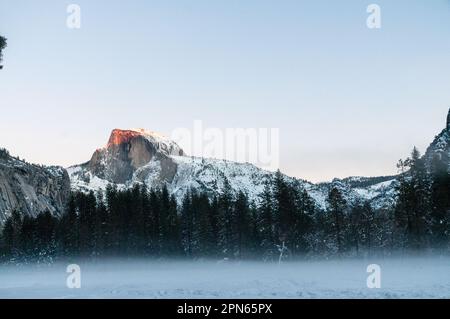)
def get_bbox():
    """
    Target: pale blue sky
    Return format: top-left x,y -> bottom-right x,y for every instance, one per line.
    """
1,0 -> 450,182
